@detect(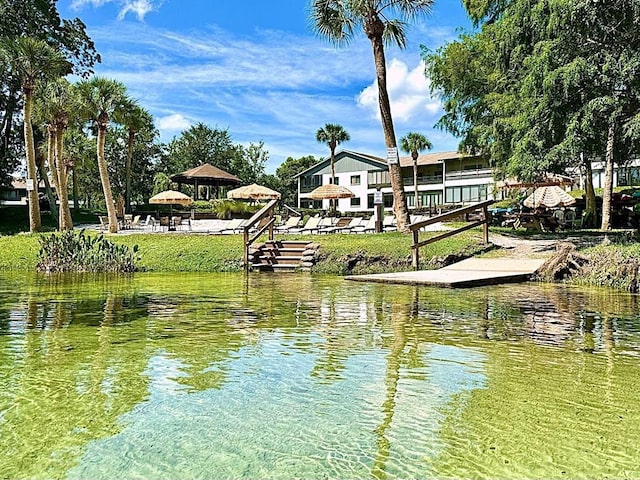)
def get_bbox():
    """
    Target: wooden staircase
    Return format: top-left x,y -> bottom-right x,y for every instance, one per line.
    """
251,240 -> 311,271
